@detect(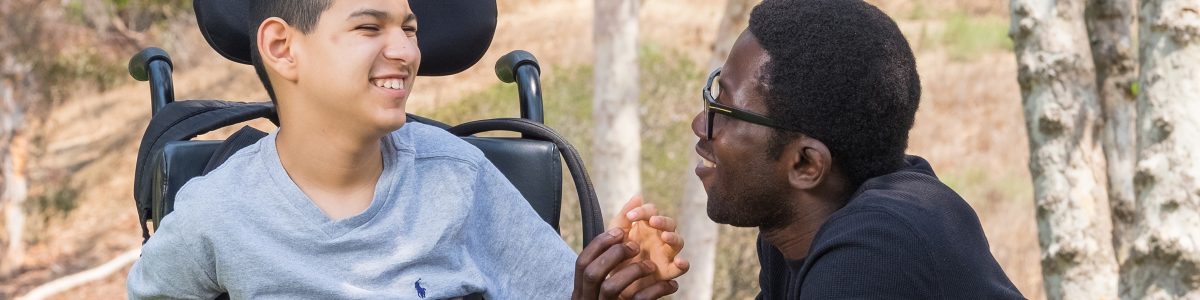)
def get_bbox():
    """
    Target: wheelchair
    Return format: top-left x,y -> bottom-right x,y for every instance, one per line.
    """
129,0 -> 606,281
